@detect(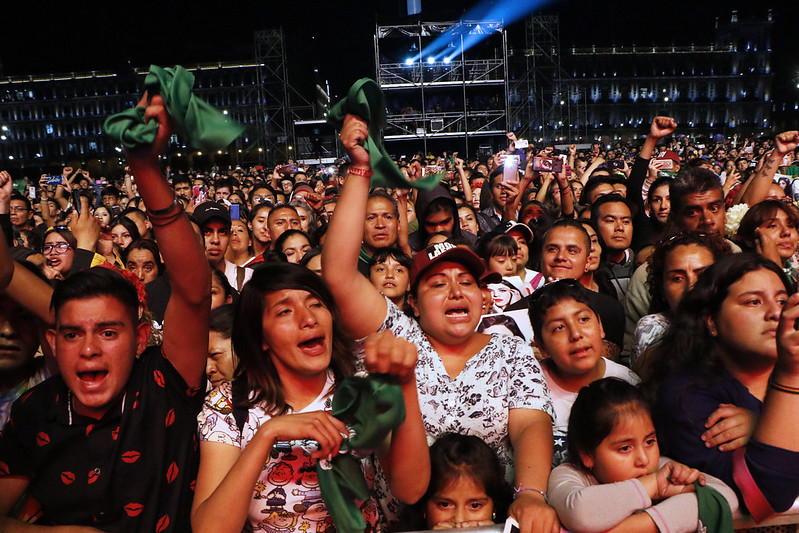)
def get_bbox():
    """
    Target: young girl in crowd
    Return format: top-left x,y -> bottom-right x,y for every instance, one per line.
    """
192,263 -> 429,533
548,378 -> 738,533
368,246 -> 412,312
401,433 -> 512,531
529,280 -> 639,466
477,233 -> 518,278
